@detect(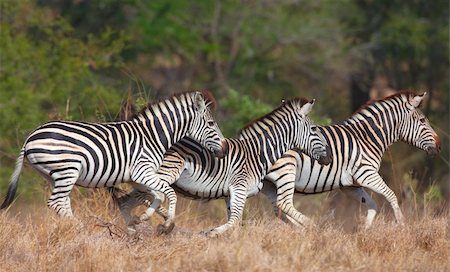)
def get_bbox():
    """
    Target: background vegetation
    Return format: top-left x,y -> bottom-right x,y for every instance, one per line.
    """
0,0 -> 449,254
